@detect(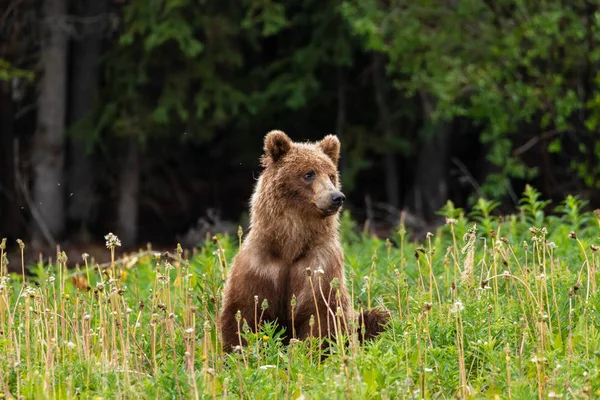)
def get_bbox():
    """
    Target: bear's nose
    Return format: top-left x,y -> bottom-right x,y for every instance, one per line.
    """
331,192 -> 345,206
